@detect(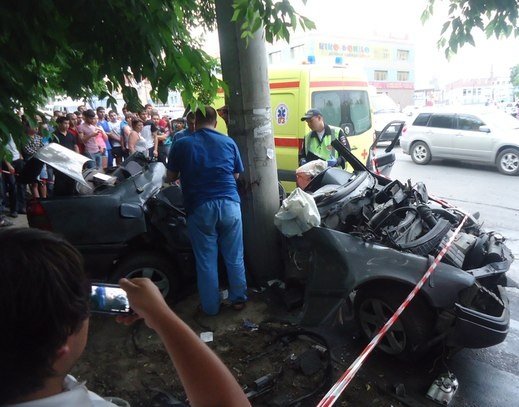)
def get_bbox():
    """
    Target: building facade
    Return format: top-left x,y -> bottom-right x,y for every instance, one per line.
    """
443,77 -> 514,106
267,33 -> 415,107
